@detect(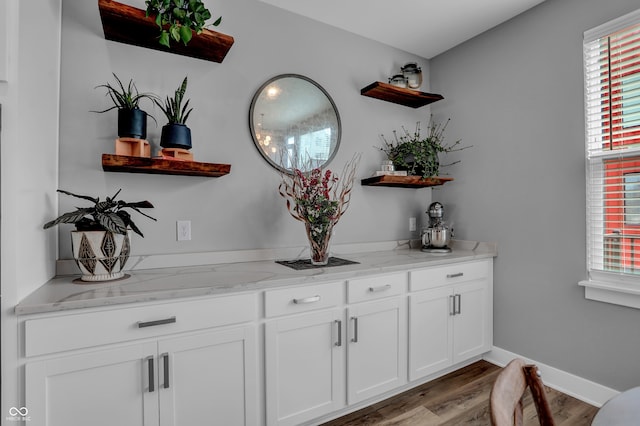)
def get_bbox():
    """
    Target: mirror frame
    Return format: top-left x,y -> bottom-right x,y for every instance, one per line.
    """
248,74 -> 342,174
